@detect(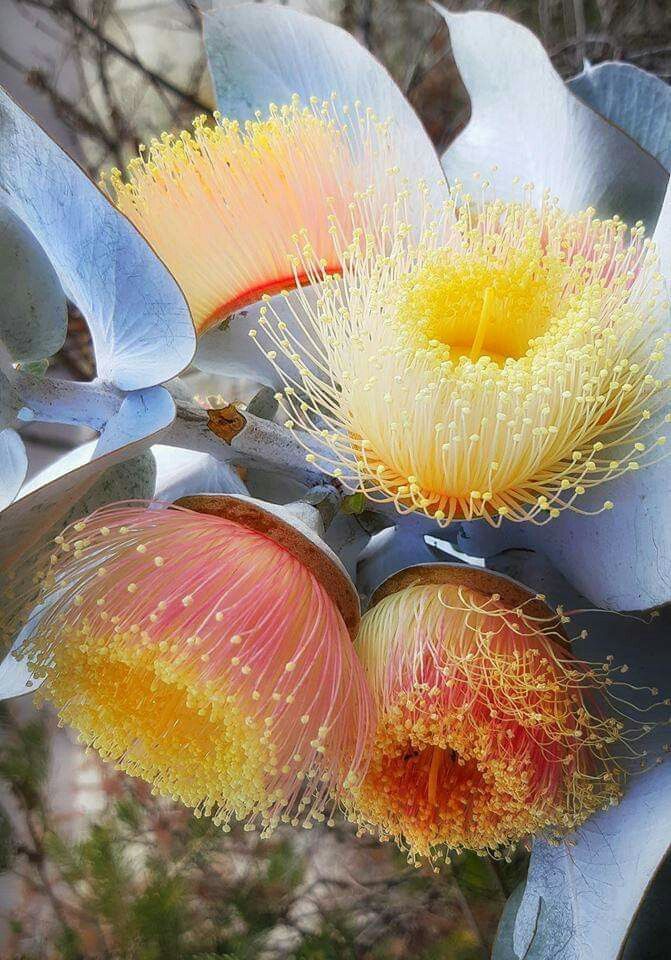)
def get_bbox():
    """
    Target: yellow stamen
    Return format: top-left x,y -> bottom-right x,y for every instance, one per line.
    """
343,582 -> 658,862
102,96 -> 395,334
